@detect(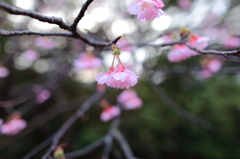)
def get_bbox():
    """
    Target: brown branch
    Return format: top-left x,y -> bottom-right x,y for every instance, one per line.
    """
0,30 -> 74,38
0,2 -> 70,30
184,43 -> 240,58
70,0 -> 94,31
